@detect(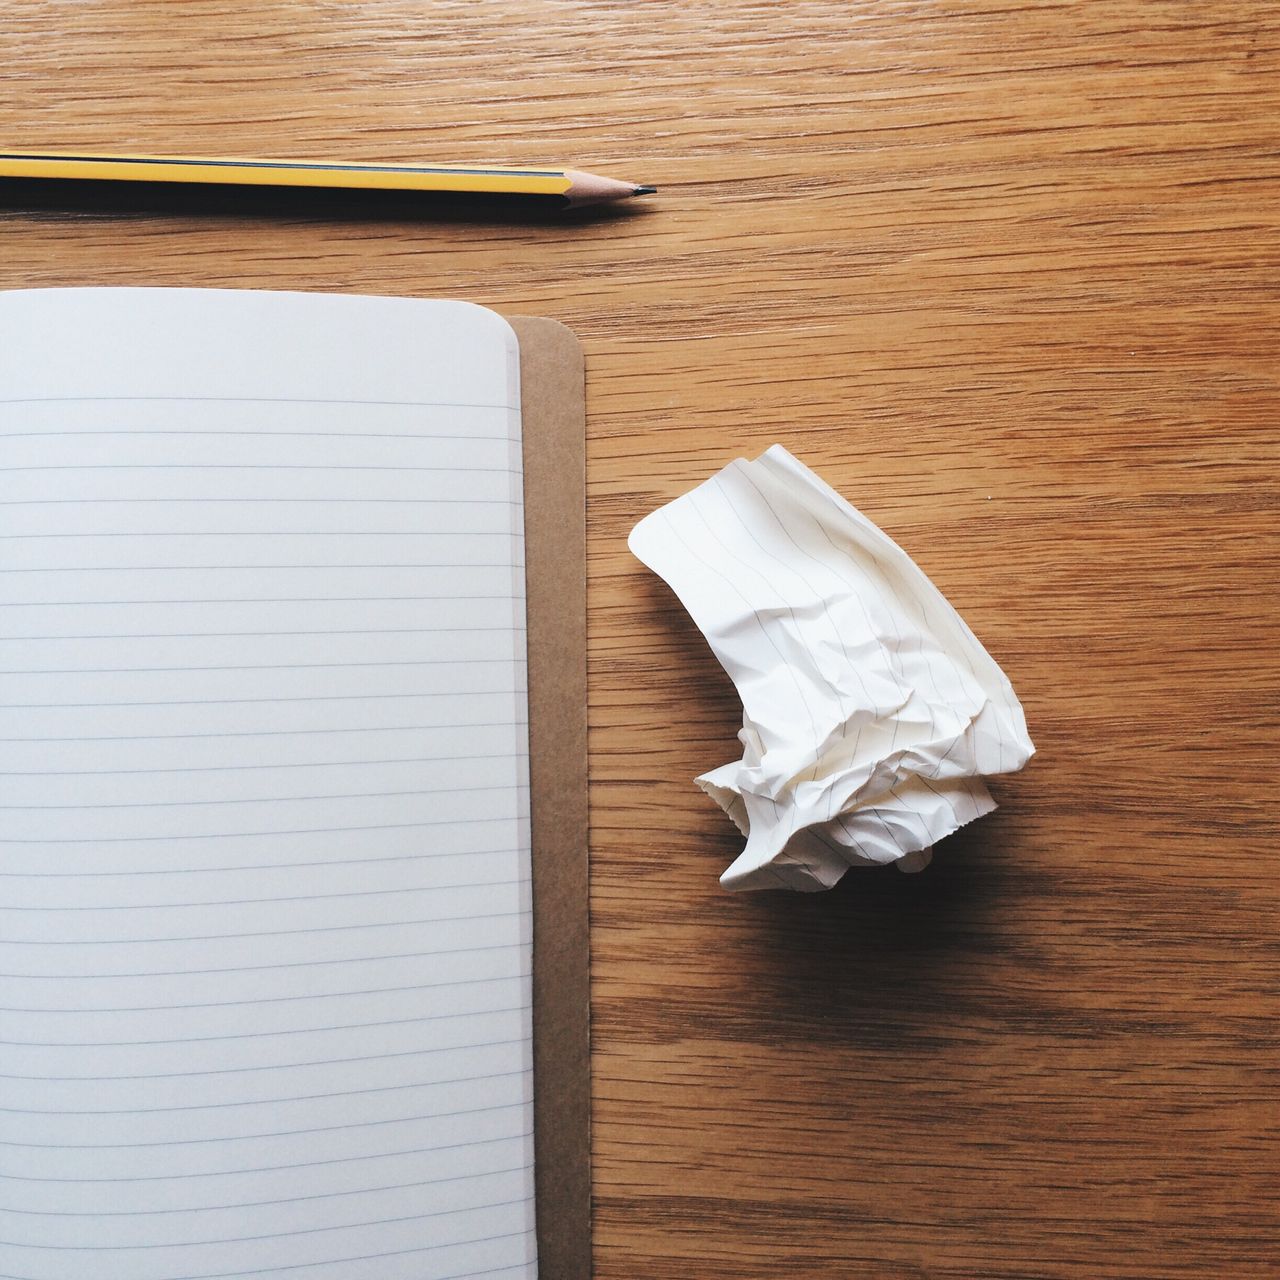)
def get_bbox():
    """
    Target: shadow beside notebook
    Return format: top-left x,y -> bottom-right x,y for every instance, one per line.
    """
0,177 -> 654,228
